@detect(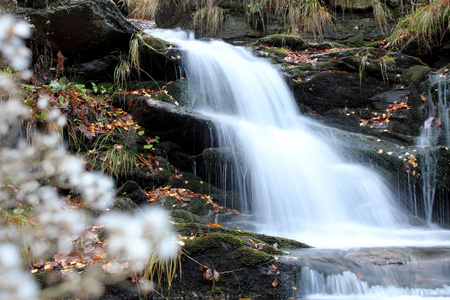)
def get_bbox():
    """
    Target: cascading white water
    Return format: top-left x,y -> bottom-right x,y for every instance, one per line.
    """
148,28 -> 450,298
414,72 -> 450,225
148,29 -> 450,248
